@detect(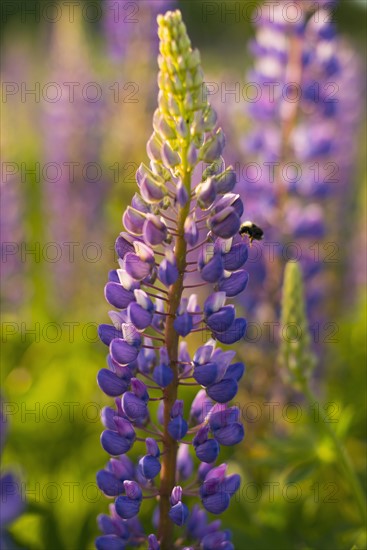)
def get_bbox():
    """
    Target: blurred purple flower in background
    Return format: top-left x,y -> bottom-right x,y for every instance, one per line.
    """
234,0 -> 362,326
0,44 -> 33,311
42,8 -> 106,306
0,396 -> 25,548
103,0 -> 176,62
